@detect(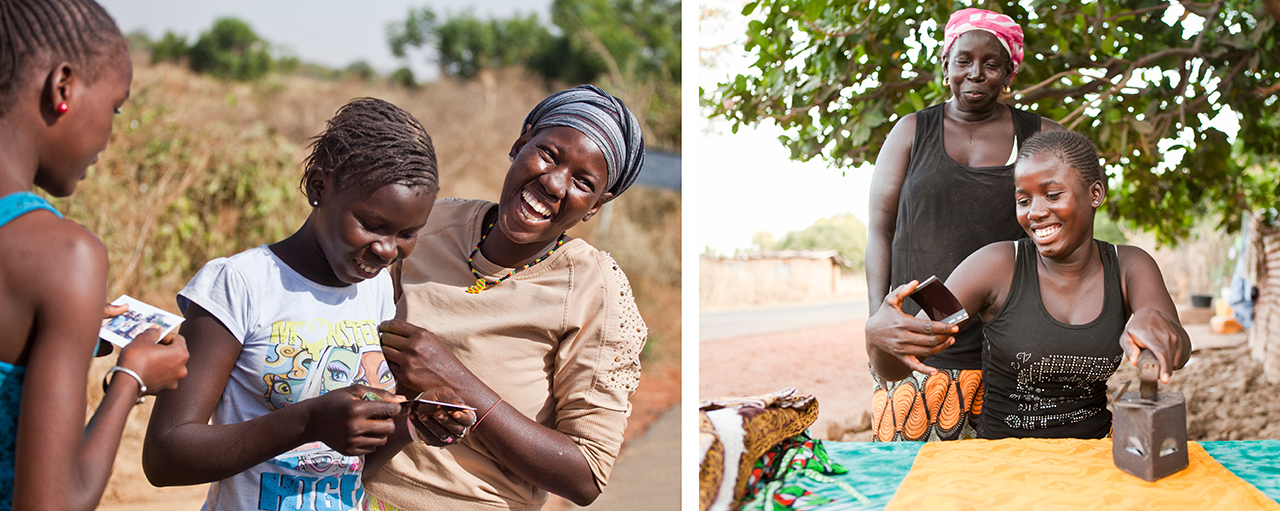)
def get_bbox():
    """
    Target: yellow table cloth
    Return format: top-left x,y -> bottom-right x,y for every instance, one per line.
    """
885,438 -> 1279,511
